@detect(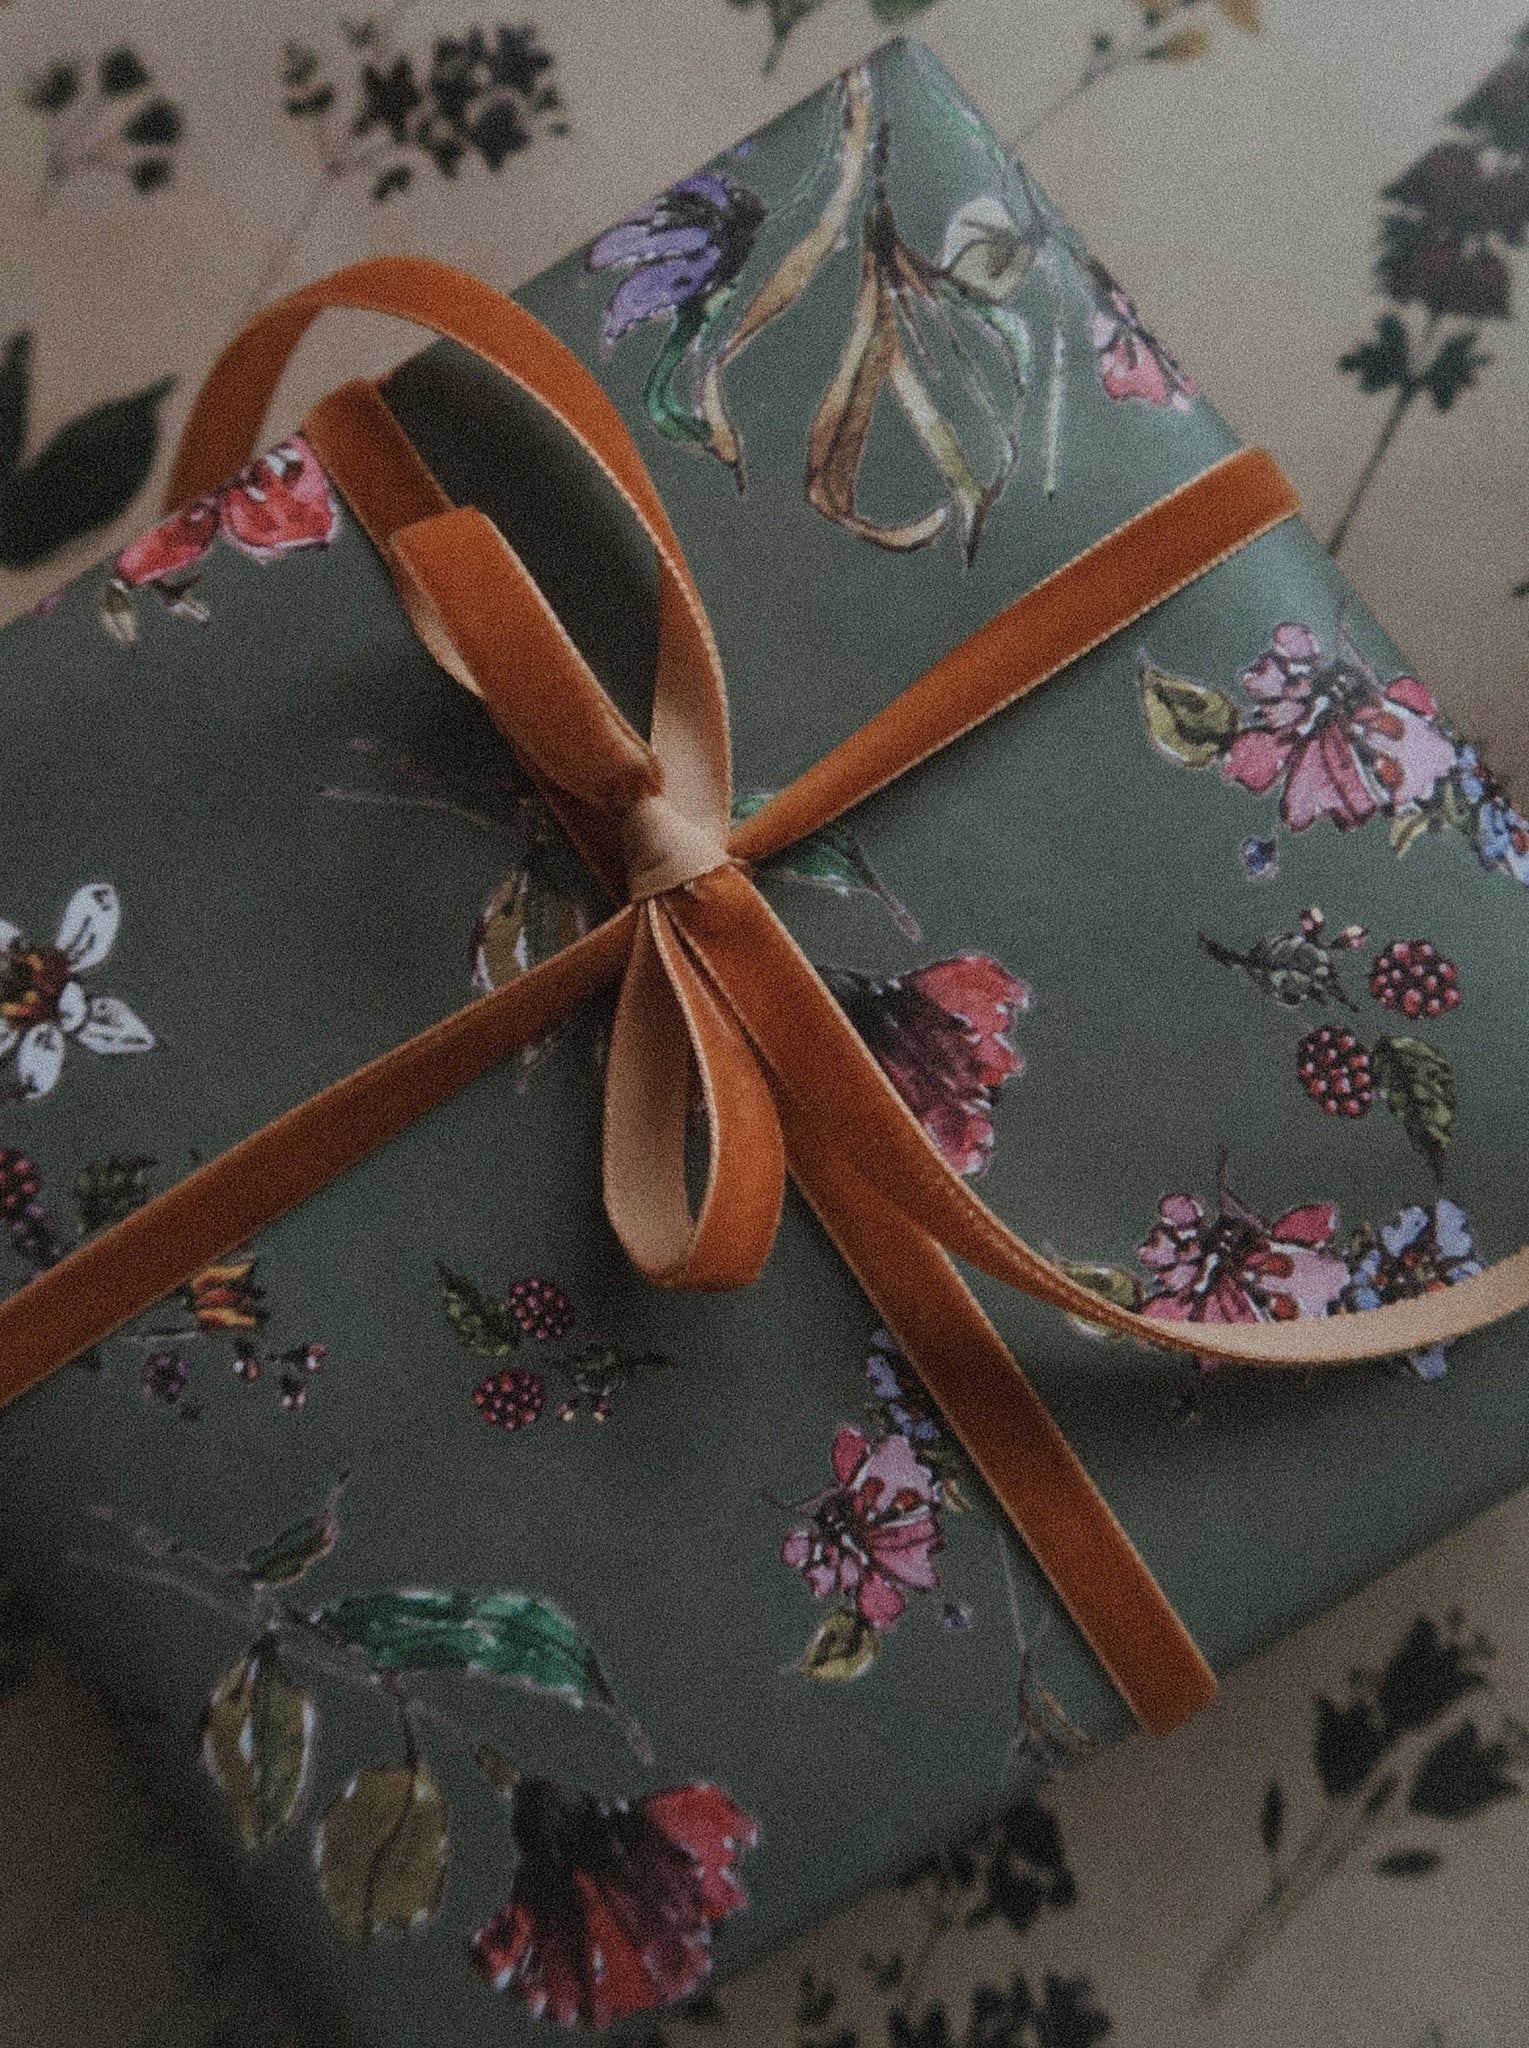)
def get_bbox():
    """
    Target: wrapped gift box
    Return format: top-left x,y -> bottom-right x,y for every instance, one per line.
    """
3,35 -> 1529,2045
